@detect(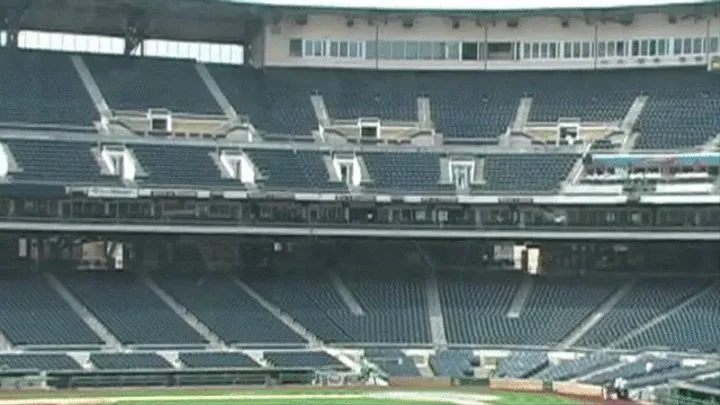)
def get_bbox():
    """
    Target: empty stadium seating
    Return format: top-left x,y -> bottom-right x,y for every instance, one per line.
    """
364,349 -> 421,377
84,54 -> 221,115
619,283 -> 720,352
635,68 -> 720,149
58,272 -> 206,345
0,272 -> 102,345
440,273 -> 619,346
0,354 -> 82,371
429,350 -> 475,377
698,376 -> 720,390
422,72 -> 519,139
362,152 -> 452,192
577,278 -> 705,348
583,357 -> 681,385
526,71 -> 637,122
496,351 -> 548,378
207,66 -> 318,135
245,149 -> 344,190
130,144 -> 241,187
179,352 -> 260,368
247,269 -> 431,344
2,49 -> 717,151
90,352 -> 173,370
534,353 -> 619,381
479,154 -> 577,192
4,139 -> 113,184
263,351 -> 346,370
152,274 -> 304,344
361,152 -> 577,193
0,50 -> 95,126
626,364 -> 719,389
